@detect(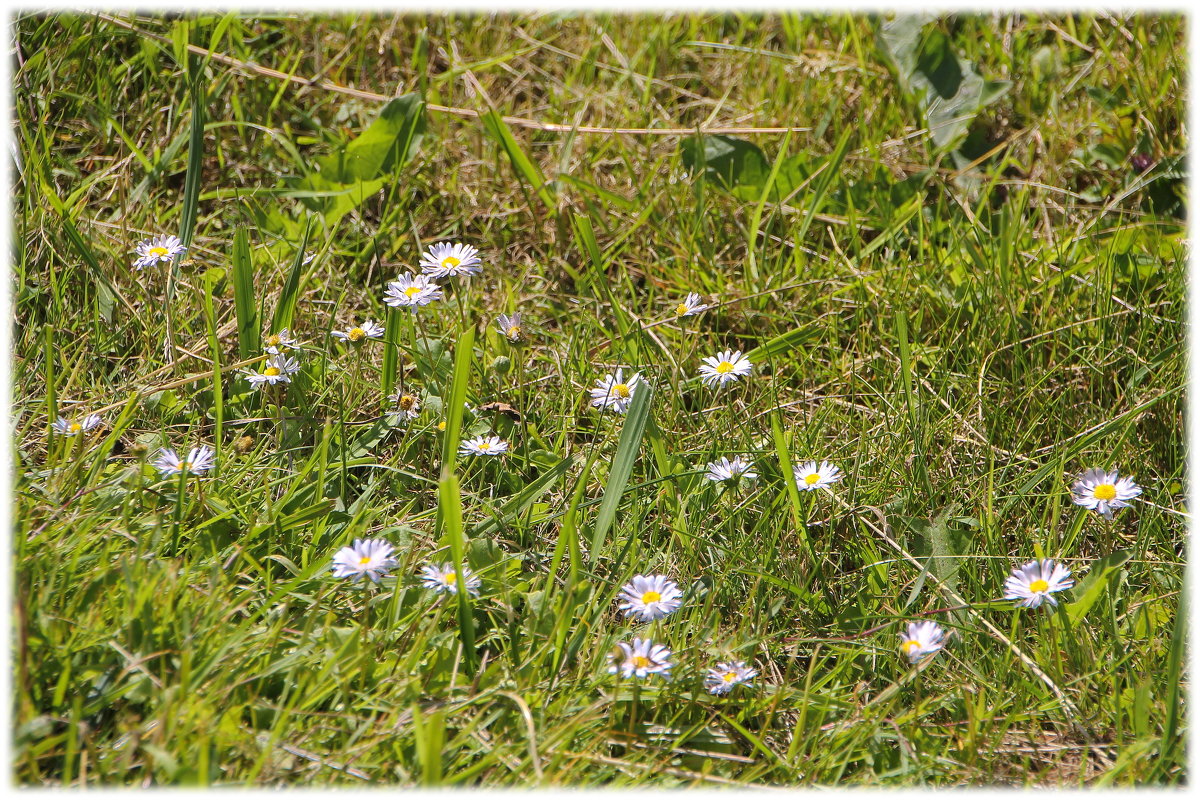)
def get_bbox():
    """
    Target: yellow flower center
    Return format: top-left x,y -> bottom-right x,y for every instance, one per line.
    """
478,442 -> 493,452
1029,579 -> 1050,593
444,572 -> 457,584
149,246 -> 169,257
902,640 -> 920,654
507,325 -> 521,339
180,461 -> 192,470
715,361 -> 734,374
266,335 -> 281,346
263,367 -> 281,377
358,556 -> 372,565
1093,484 -> 1118,501
676,303 -> 690,316
613,383 -> 630,398
348,327 -> 366,341
804,473 -> 821,486
441,256 -> 461,269
404,286 -> 422,297
437,421 -> 446,430
723,671 -> 739,682
69,422 -> 82,432
641,590 -> 661,604
632,656 -> 651,668
398,395 -> 416,410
